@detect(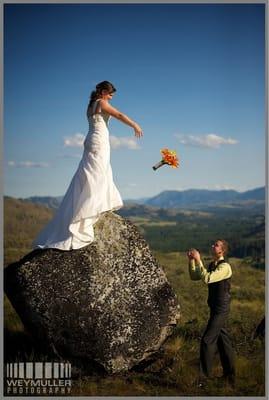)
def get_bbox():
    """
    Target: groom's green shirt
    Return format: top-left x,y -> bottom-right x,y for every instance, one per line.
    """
189,257 -> 232,284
